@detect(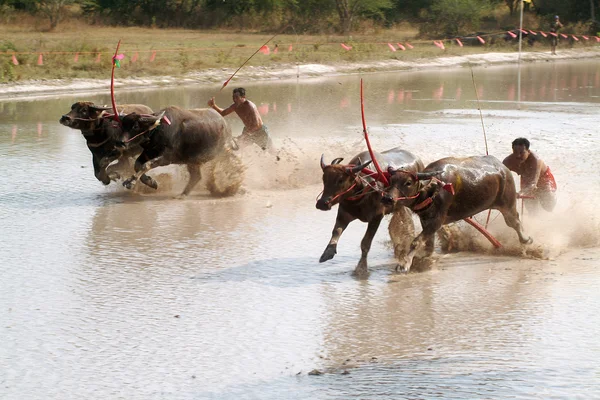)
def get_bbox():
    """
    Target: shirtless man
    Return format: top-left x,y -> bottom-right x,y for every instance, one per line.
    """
503,137 -> 557,213
208,87 -> 274,152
